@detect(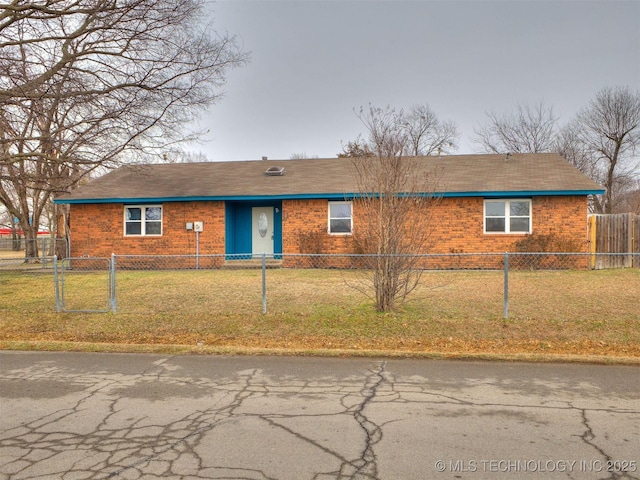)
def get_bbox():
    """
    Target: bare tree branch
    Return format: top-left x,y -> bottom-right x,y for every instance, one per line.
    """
474,101 -> 558,154
339,103 -> 459,158
404,104 -> 459,156
345,105 -> 442,311
557,86 -> 640,213
0,0 -> 248,258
